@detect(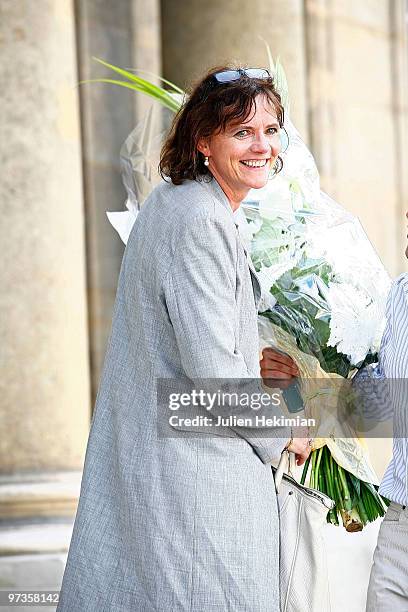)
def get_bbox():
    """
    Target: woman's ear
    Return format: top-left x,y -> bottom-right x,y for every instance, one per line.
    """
197,138 -> 210,157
